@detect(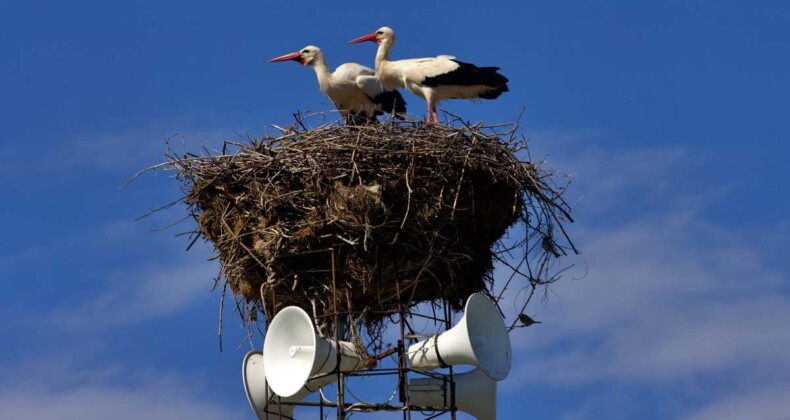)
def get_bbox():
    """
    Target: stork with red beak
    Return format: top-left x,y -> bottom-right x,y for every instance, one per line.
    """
350,27 -> 509,123
269,45 -> 406,125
